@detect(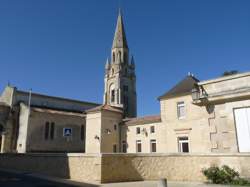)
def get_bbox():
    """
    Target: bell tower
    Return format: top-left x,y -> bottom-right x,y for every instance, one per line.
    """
103,10 -> 137,118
